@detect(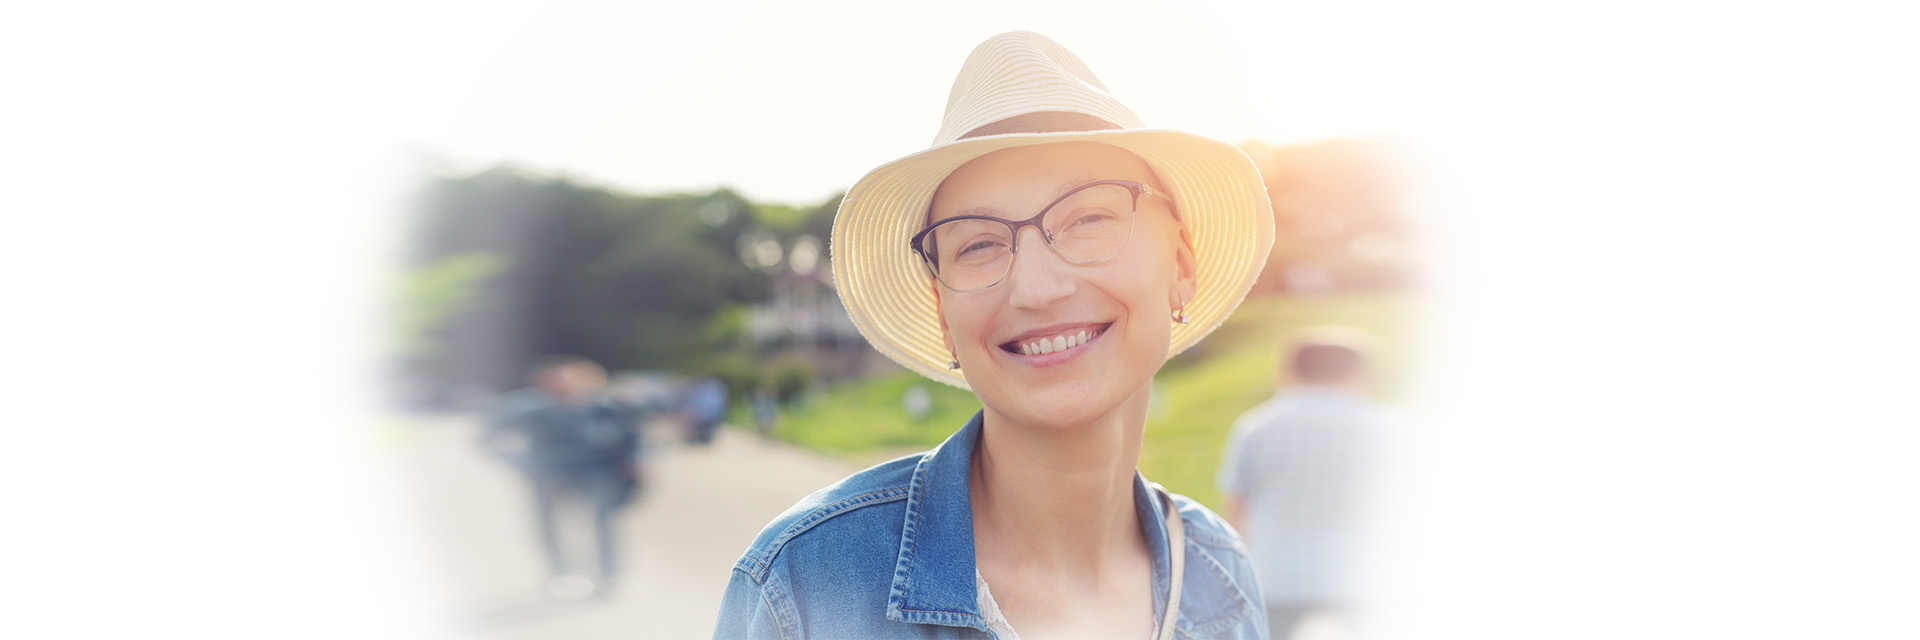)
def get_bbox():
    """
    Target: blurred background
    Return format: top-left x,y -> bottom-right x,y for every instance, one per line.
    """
384,20 -> 1424,634
8,1 -> 1919,639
